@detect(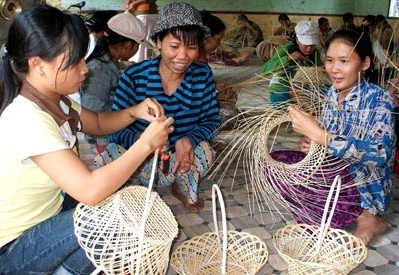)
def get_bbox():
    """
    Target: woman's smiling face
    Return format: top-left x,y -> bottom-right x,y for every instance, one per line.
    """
324,39 -> 370,93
